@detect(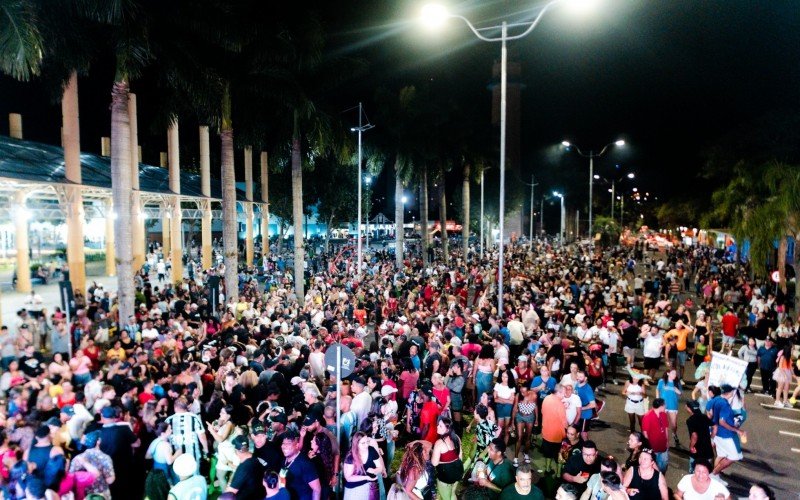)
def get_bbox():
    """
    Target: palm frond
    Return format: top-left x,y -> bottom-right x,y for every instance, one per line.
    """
0,0 -> 42,80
